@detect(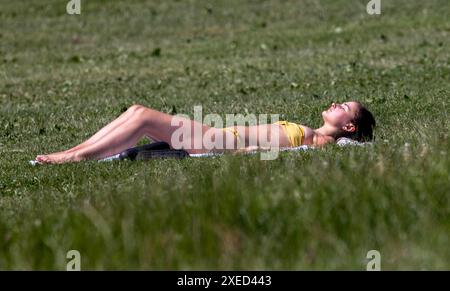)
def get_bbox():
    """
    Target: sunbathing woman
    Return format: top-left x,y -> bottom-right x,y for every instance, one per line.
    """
35,101 -> 375,164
